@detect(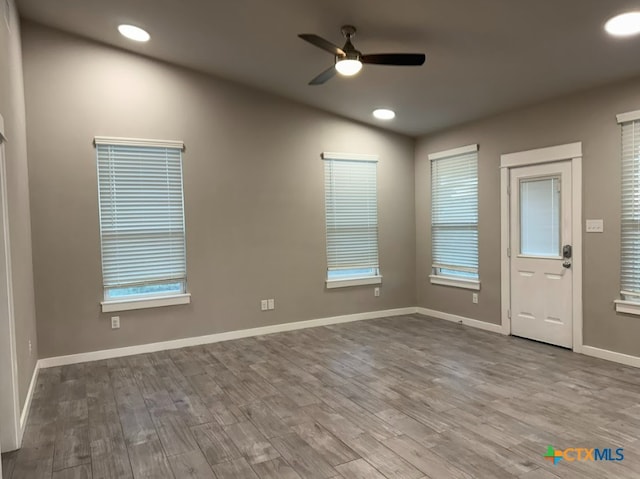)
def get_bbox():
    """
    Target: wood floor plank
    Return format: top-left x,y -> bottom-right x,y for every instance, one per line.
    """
240,401 -> 291,438
191,422 -> 241,466
167,449 -> 216,479
223,421 -> 280,464
308,385 -> 401,441
301,404 -> 364,442
342,433 -> 423,479
53,423 -> 91,471
290,421 -> 359,466
88,407 -> 125,444
269,433 -> 338,479
155,414 -> 198,457
1,452 -> 17,479
261,395 -> 313,427
21,420 -> 57,447
9,457 -> 53,479
375,408 -> 439,447
201,394 -> 246,426
90,436 -> 133,479
518,469 -> 562,479
383,434 -> 472,479
118,405 -> 157,447
335,458 -> 387,479
51,464 -> 92,479
128,438 -> 174,479
212,458 -> 260,479
250,457 -> 302,479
